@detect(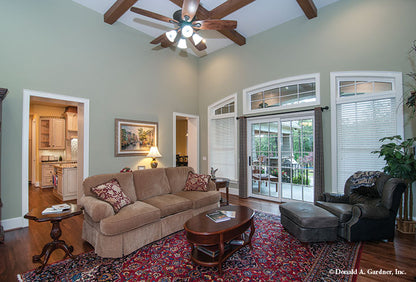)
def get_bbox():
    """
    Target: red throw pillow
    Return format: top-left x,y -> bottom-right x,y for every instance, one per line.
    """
183,172 -> 211,192
91,178 -> 132,213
